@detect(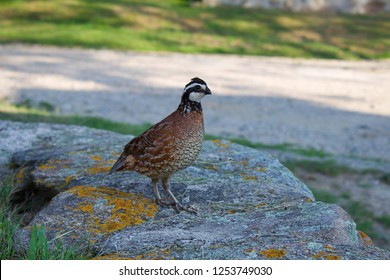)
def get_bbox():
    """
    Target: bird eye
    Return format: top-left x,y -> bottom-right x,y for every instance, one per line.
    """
194,85 -> 201,91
